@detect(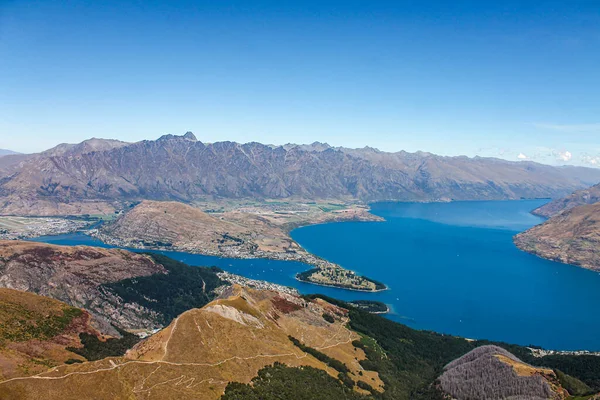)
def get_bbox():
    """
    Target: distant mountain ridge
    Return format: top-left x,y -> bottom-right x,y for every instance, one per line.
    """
41,138 -> 129,157
1,132 -> 600,216
533,182 -> 600,218
0,149 -> 20,157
